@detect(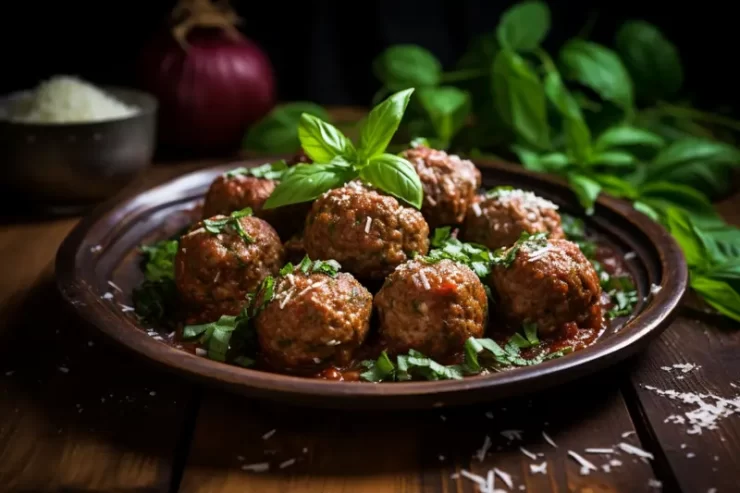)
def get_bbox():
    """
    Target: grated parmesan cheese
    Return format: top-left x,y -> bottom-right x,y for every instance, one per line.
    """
107,280 -> 123,292
472,202 -> 482,217
365,216 -> 373,233
643,384 -> 740,435
617,442 -> 654,459
520,447 -> 537,460
542,431 -> 557,448
501,429 -> 523,441
418,270 -> 431,290
262,429 -> 276,440
475,435 -> 492,462
5,75 -> 140,124
584,448 -> 614,454
568,451 -> 597,475
241,462 -> 269,472
279,458 -> 296,469
494,468 -> 513,489
488,188 -> 559,211
530,462 -> 547,474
